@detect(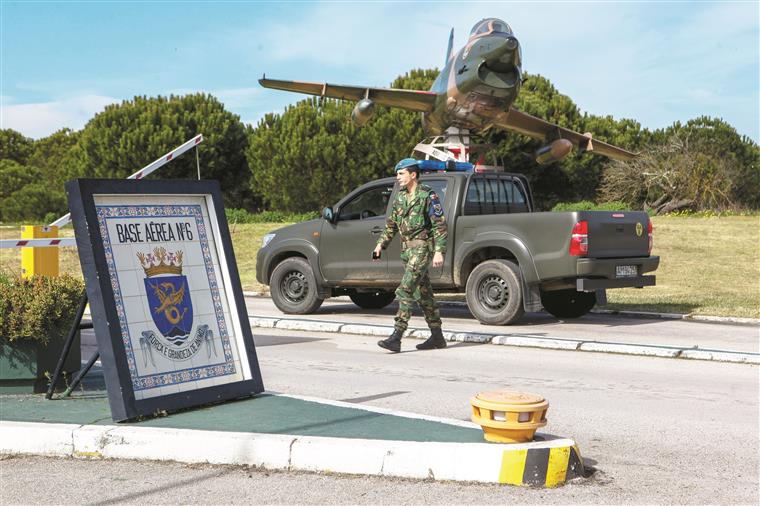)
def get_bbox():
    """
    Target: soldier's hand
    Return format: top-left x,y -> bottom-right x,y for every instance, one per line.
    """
432,252 -> 444,268
372,245 -> 382,261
